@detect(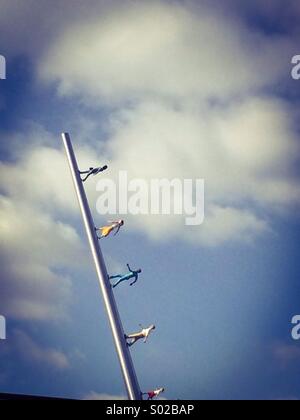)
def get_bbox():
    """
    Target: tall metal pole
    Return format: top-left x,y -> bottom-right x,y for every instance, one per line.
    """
62,133 -> 141,401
